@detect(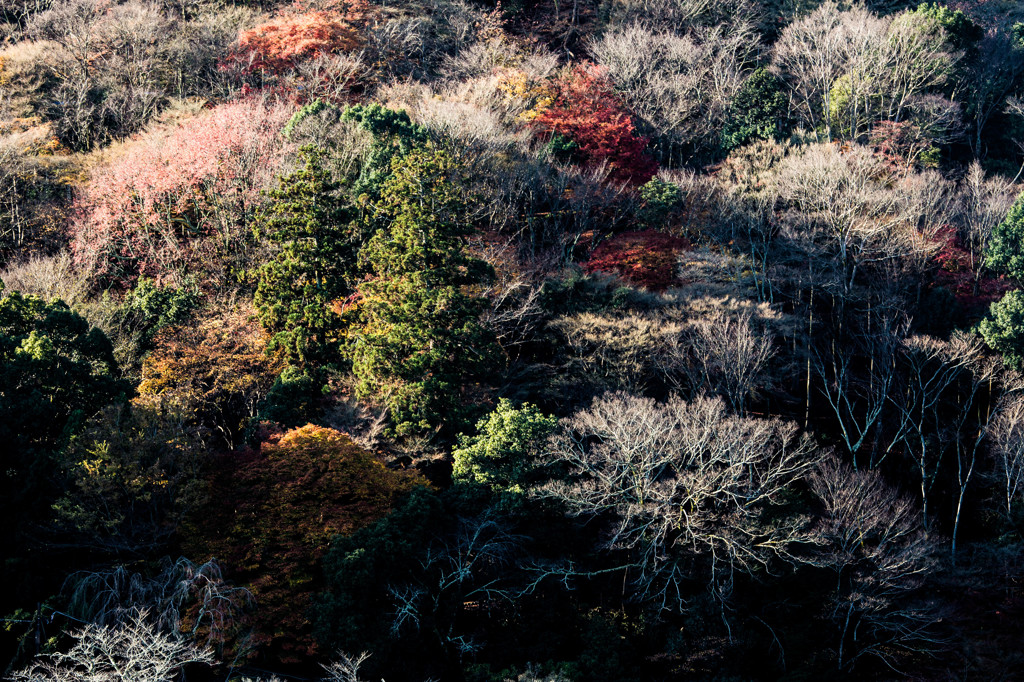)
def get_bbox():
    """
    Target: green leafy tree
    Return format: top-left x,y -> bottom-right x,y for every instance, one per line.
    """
255,146 -> 355,365
722,67 -> 790,153
453,399 -> 557,491
909,2 -> 982,50
349,147 -> 501,437
638,177 -> 683,228
987,193 -> 1024,283
340,103 -> 431,201
980,289 -> 1024,368
982,193 -> 1024,366
0,287 -> 127,592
